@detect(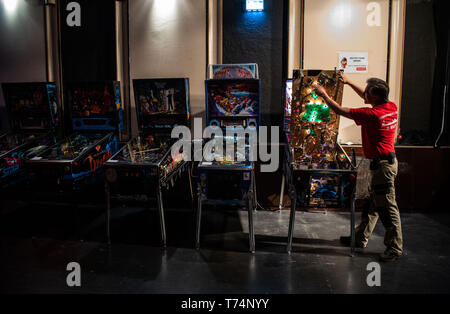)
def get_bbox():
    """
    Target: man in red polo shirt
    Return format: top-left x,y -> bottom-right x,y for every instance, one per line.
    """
314,73 -> 403,262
